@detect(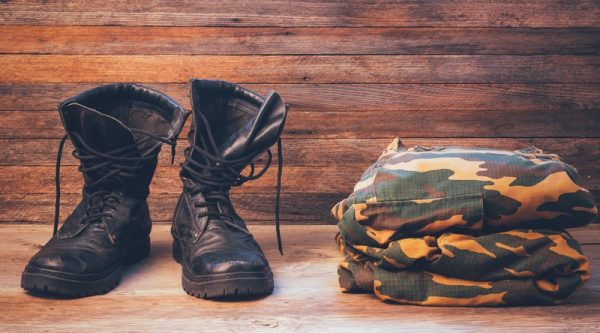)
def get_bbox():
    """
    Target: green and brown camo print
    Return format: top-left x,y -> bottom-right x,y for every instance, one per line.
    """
332,138 -> 597,306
